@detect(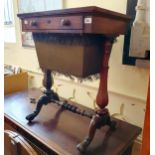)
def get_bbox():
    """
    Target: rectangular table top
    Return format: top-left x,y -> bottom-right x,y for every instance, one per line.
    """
17,6 -> 130,20
17,6 -> 131,35
4,89 -> 141,155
